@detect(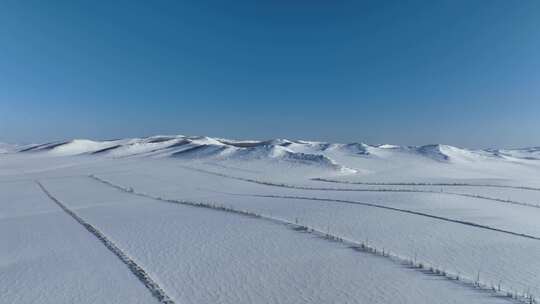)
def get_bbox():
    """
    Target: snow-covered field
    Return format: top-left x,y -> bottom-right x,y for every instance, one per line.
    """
2,135 -> 540,303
